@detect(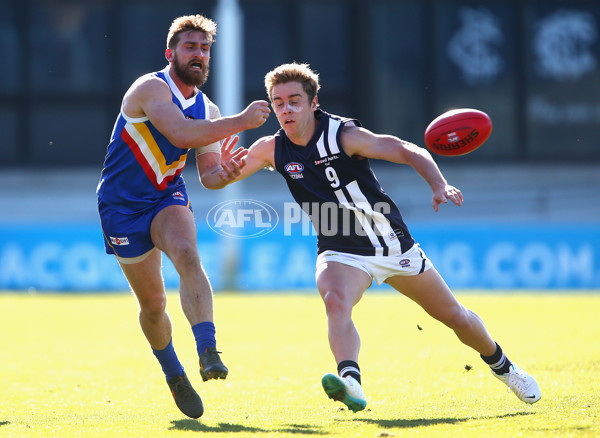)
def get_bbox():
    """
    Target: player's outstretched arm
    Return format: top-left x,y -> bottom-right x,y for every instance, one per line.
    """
341,125 -> 463,211
123,75 -> 271,149
197,136 -> 246,189
198,136 -> 276,190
